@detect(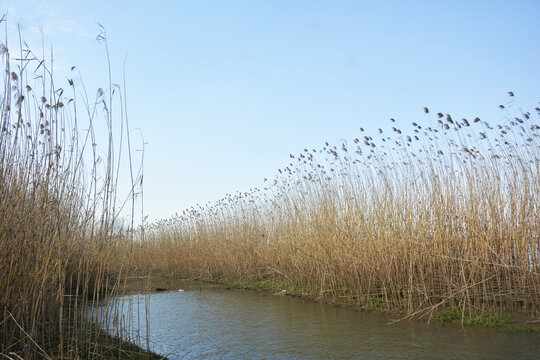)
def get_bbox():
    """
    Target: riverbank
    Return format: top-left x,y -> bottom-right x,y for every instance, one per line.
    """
99,277 -> 540,360
81,322 -> 166,360
125,274 -> 540,334
210,278 -> 540,333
